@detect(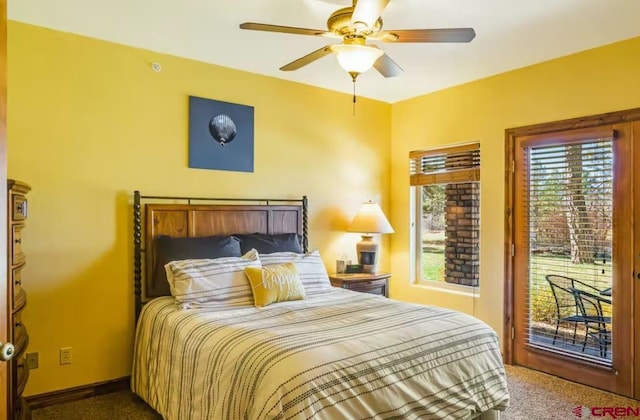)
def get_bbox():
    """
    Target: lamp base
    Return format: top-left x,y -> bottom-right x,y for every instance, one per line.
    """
356,234 -> 378,274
